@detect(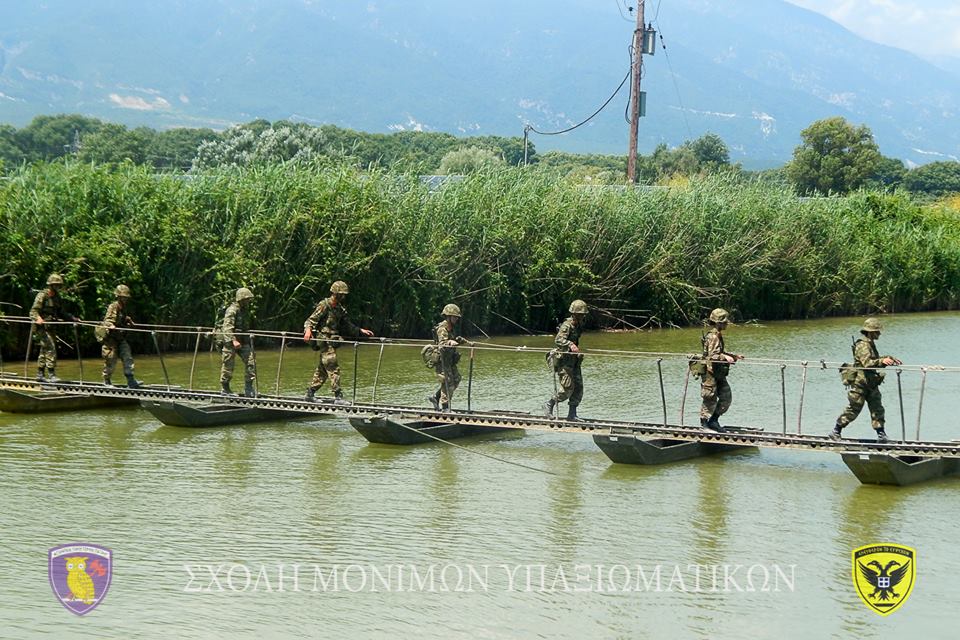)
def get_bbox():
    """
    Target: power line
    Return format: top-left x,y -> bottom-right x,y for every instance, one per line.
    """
657,30 -> 693,139
527,65 -> 631,136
